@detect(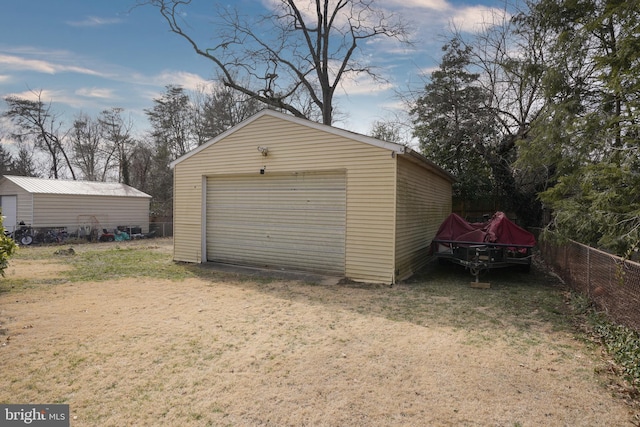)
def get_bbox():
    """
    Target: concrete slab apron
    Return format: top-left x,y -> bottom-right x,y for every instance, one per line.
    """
200,262 -> 342,286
